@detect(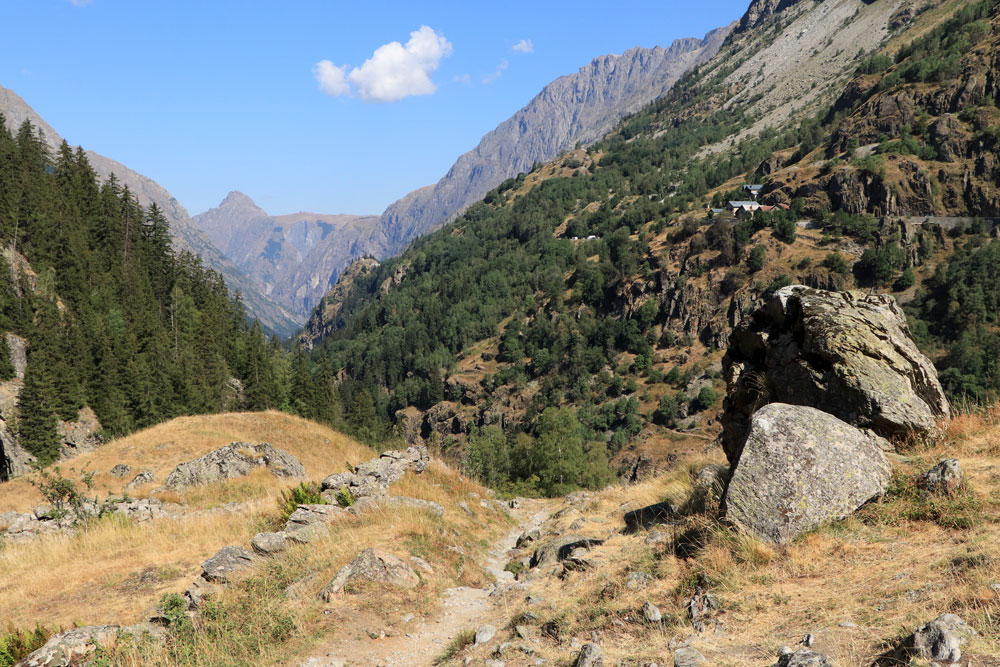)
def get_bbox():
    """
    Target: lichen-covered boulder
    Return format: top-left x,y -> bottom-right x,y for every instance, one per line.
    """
895,613 -> 977,664
165,442 -> 305,489
319,548 -> 419,600
721,286 -> 950,462
320,445 -> 429,499
918,458 -> 963,496
722,403 -> 892,544
200,545 -> 257,584
17,623 -> 164,667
